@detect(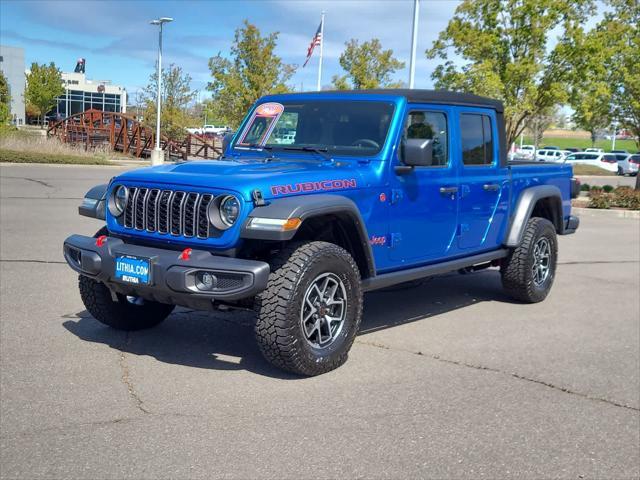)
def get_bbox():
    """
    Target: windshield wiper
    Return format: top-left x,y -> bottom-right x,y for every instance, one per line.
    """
283,146 -> 332,161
